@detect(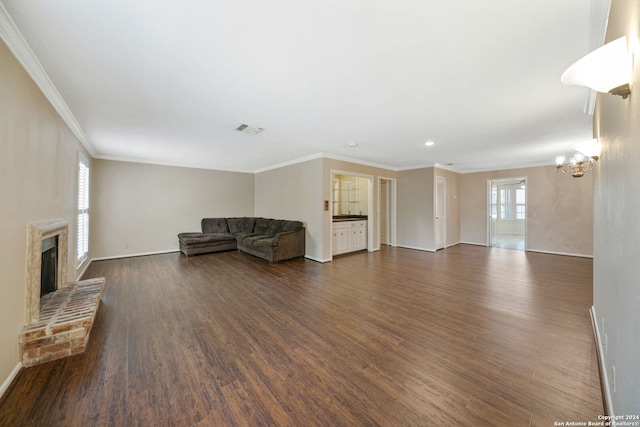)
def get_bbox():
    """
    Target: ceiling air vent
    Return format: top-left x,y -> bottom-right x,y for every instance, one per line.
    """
236,124 -> 264,135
